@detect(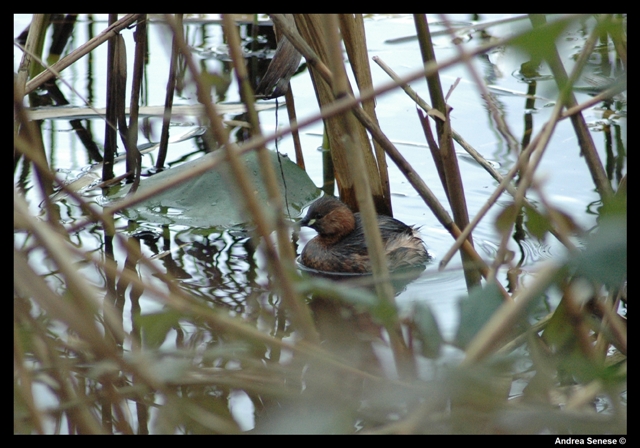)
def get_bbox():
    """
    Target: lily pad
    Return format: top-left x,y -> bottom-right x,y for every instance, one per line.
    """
107,149 -> 320,229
